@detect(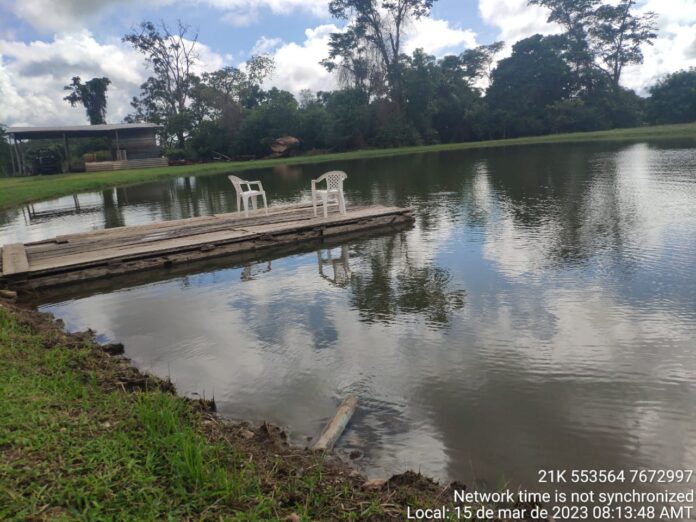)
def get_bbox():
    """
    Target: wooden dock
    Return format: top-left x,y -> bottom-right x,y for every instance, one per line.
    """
0,203 -> 414,290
